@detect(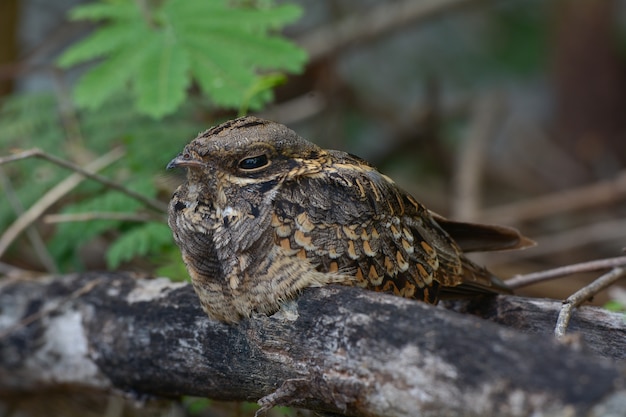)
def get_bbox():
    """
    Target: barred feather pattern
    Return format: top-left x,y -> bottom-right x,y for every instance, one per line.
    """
167,116 -> 530,323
